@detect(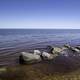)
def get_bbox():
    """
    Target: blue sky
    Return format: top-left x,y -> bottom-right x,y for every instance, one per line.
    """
0,0 -> 80,29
